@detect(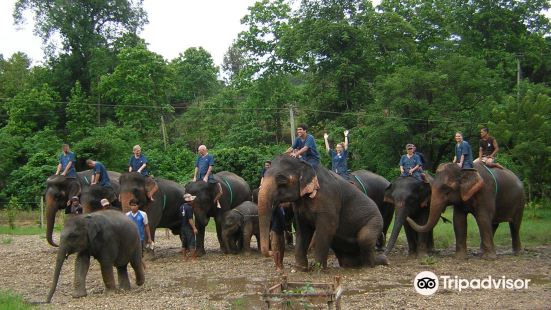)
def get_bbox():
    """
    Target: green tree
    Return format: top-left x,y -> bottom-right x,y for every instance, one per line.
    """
0,52 -> 31,99
66,82 -> 96,142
